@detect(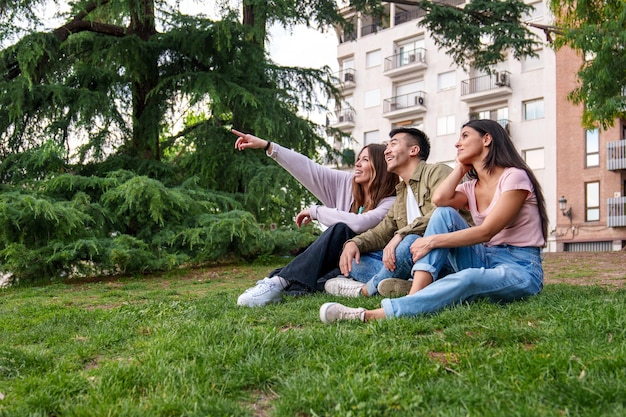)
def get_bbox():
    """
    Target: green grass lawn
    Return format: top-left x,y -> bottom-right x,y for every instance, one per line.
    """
1,259 -> 625,417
